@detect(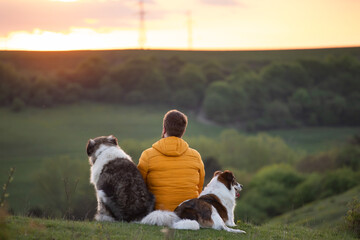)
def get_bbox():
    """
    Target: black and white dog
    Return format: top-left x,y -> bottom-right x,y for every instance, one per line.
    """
86,135 -> 154,222
141,170 -> 246,234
